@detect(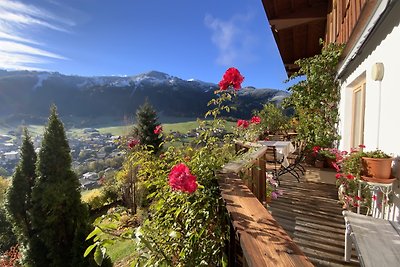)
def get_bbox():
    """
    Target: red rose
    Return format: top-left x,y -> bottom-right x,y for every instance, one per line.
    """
312,146 -> 320,153
218,67 -> 244,90
128,139 -> 140,149
346,174 -> 354,180
335,173 -> 342,179
250,116 -> 261,124
359,144 -> 366,148
332,162 -> 340,172
168,163 -> 198,194
154,125 -> 163,135
236,119 -> 249,128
